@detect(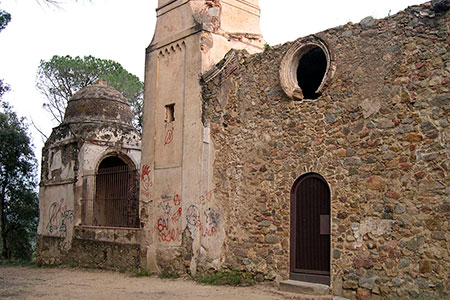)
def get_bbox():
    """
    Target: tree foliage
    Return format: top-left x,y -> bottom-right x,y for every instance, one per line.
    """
0,4 -> 38,262
36,55 -> 143,131
0,8 -> 11,99
0,102 -> 38,260
0,9 -> 11,32
0,80 -> 9,100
